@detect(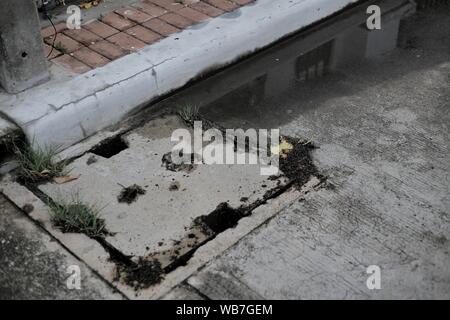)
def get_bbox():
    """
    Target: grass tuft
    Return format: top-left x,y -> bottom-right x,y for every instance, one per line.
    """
54,42 -> 68,54
177,104 -> 200,126
14,142 -> 66,183
50,196 -> 107,238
